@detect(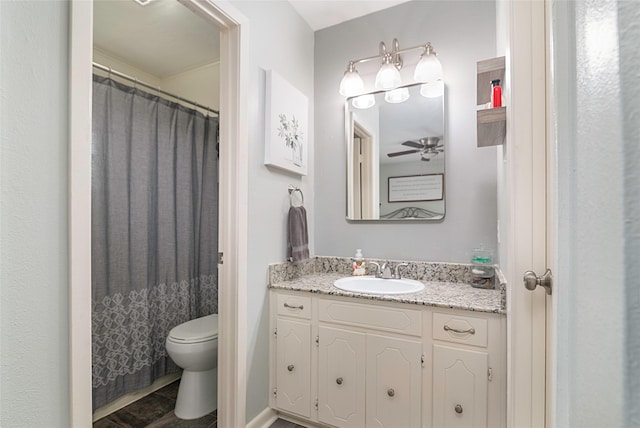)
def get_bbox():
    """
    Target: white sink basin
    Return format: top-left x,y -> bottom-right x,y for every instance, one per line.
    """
334,276 -> 425,295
